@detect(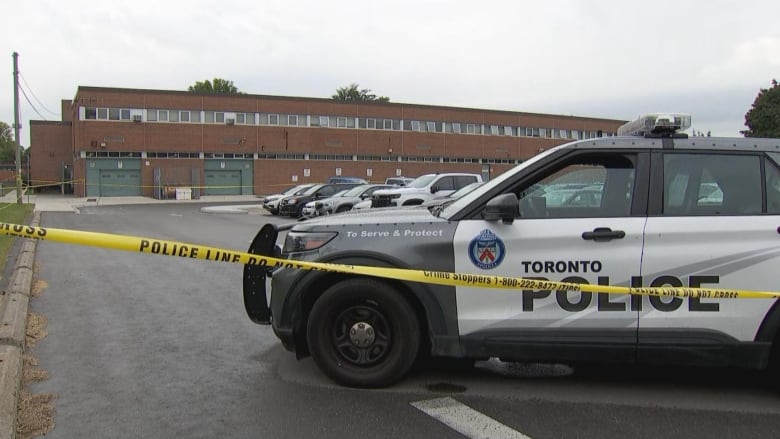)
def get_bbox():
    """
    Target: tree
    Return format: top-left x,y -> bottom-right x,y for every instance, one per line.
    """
0,121 -> 16,163
331,83 -> 389,103
741,79 -> 780,138
188,78 -> 242,94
